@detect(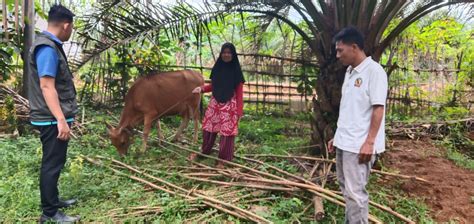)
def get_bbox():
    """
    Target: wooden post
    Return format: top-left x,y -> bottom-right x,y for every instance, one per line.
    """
313,196 -> 325,220
21,0 -> 34,98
